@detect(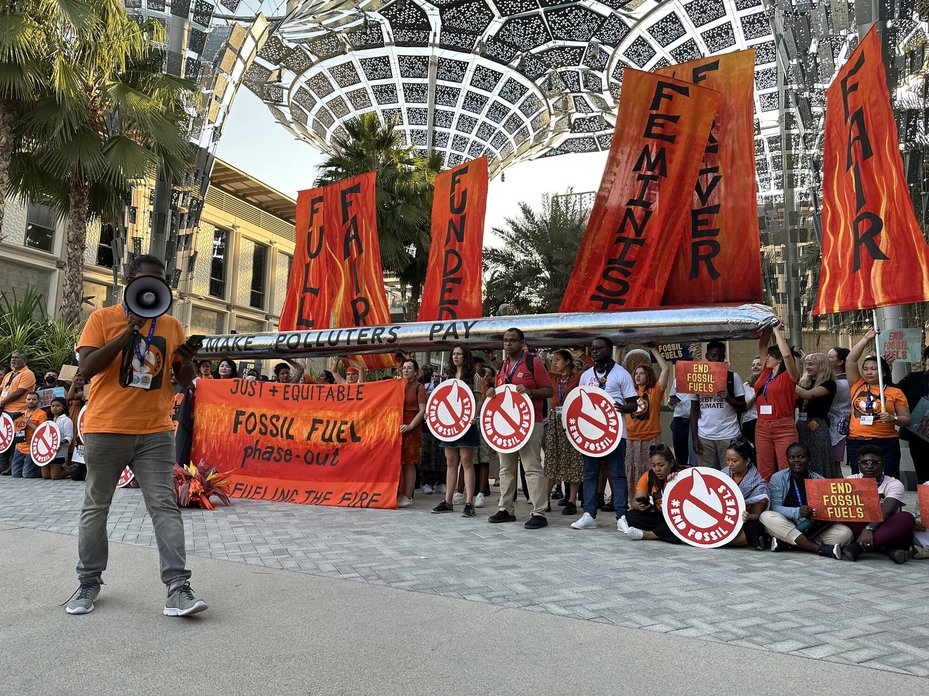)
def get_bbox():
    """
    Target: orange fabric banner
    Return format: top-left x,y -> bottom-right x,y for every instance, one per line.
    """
657,50 -> 762,306
191,378 -> 403,509
816,26 -> 929,314
279,187 -> 331,331
324,172 -> 394,370
418,156 -> 487,321
560,69 -> 720,311
806,478 -> 883,523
